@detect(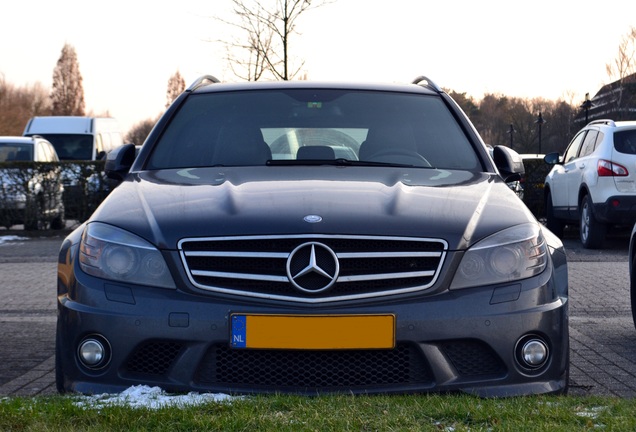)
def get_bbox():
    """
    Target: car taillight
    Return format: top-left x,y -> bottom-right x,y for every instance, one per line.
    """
597,159 -> 628,177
